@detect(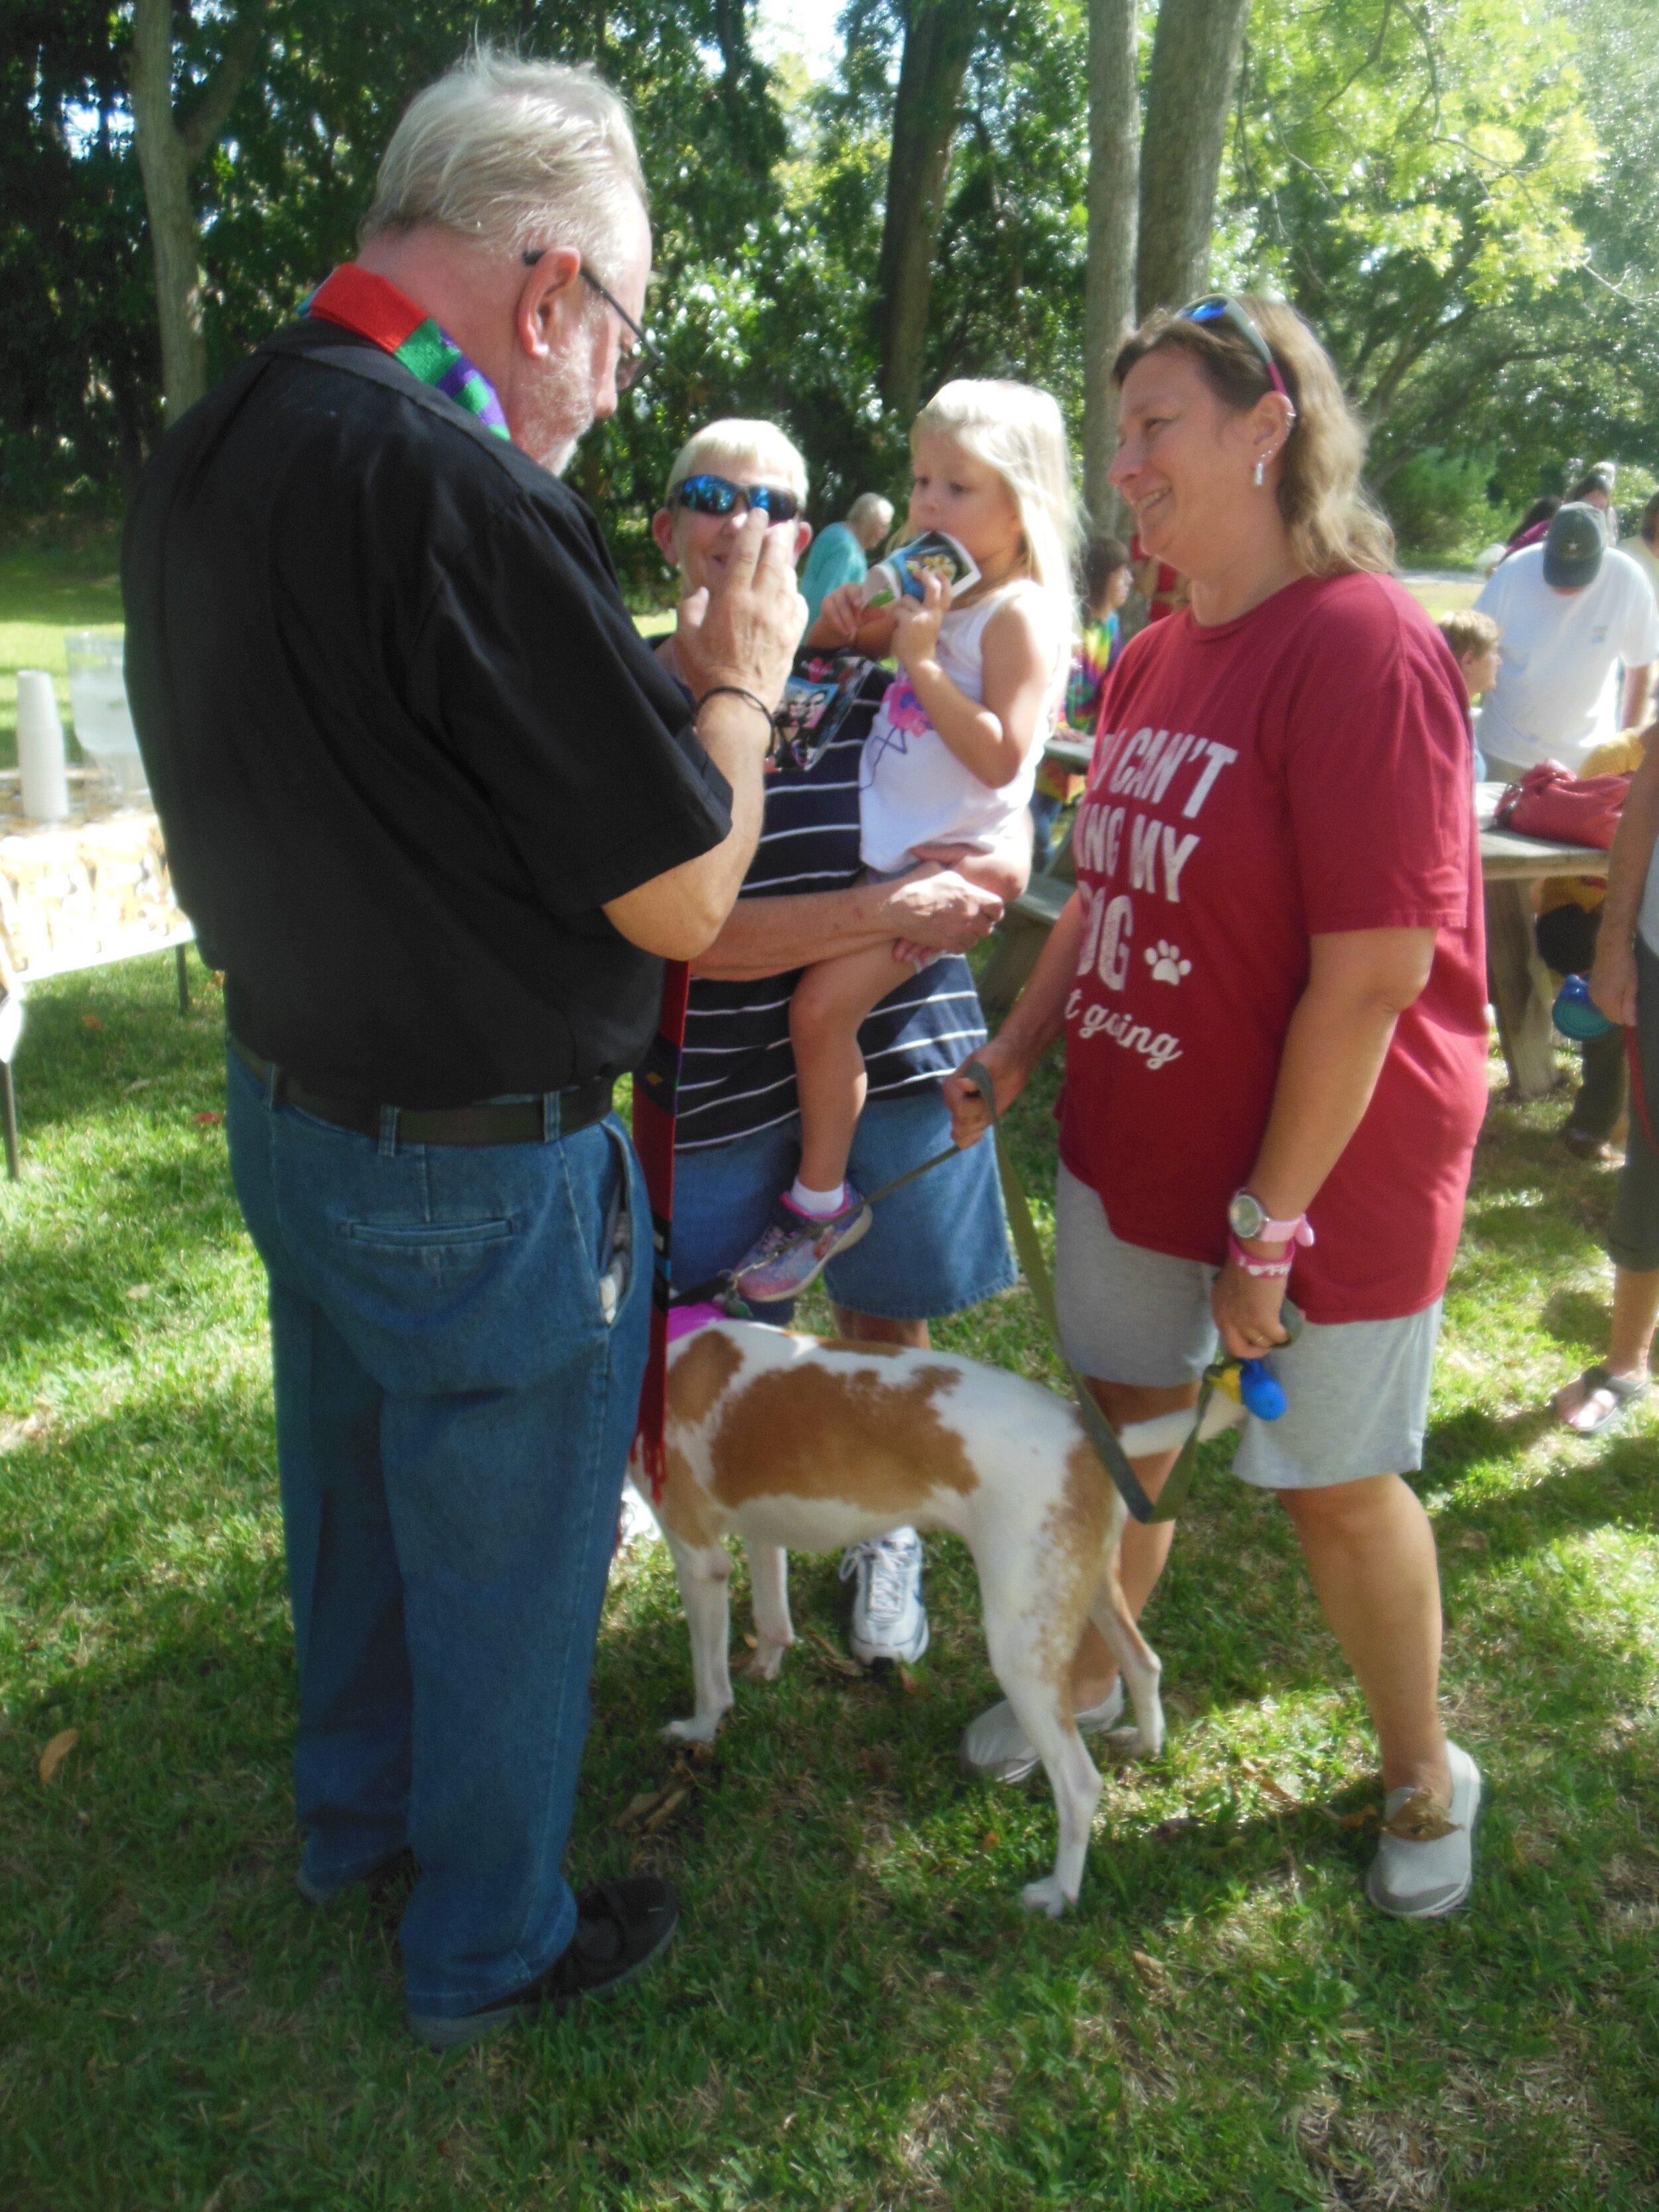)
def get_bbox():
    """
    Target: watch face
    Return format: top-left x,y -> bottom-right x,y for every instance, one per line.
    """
1228,1191 -> 1264,1239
